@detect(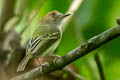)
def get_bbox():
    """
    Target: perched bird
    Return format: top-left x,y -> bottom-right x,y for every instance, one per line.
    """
17,11 -> 70,72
